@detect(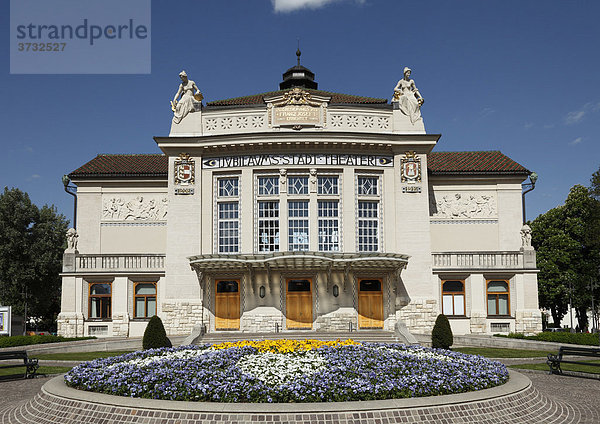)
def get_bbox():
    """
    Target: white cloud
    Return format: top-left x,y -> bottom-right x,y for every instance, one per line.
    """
564,102 -> 600,125
272,0 -> 364,13
479,107 -> 494,117
524,122 -> 534,129
569,137 -> 583,145
26,174 -> 40,181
